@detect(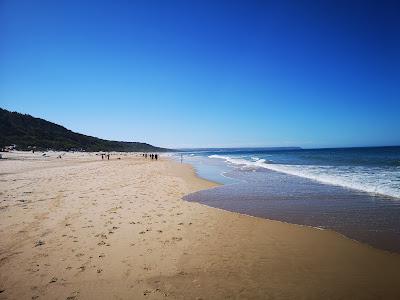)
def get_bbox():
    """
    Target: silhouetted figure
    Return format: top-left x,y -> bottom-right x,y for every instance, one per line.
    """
155,154 -> 158,160
107,154 -> 110,160
102,154 -> 104,160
